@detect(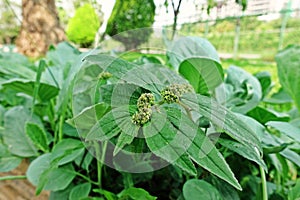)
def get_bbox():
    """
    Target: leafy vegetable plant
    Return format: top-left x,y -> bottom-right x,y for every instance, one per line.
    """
0,36 -> 299,200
